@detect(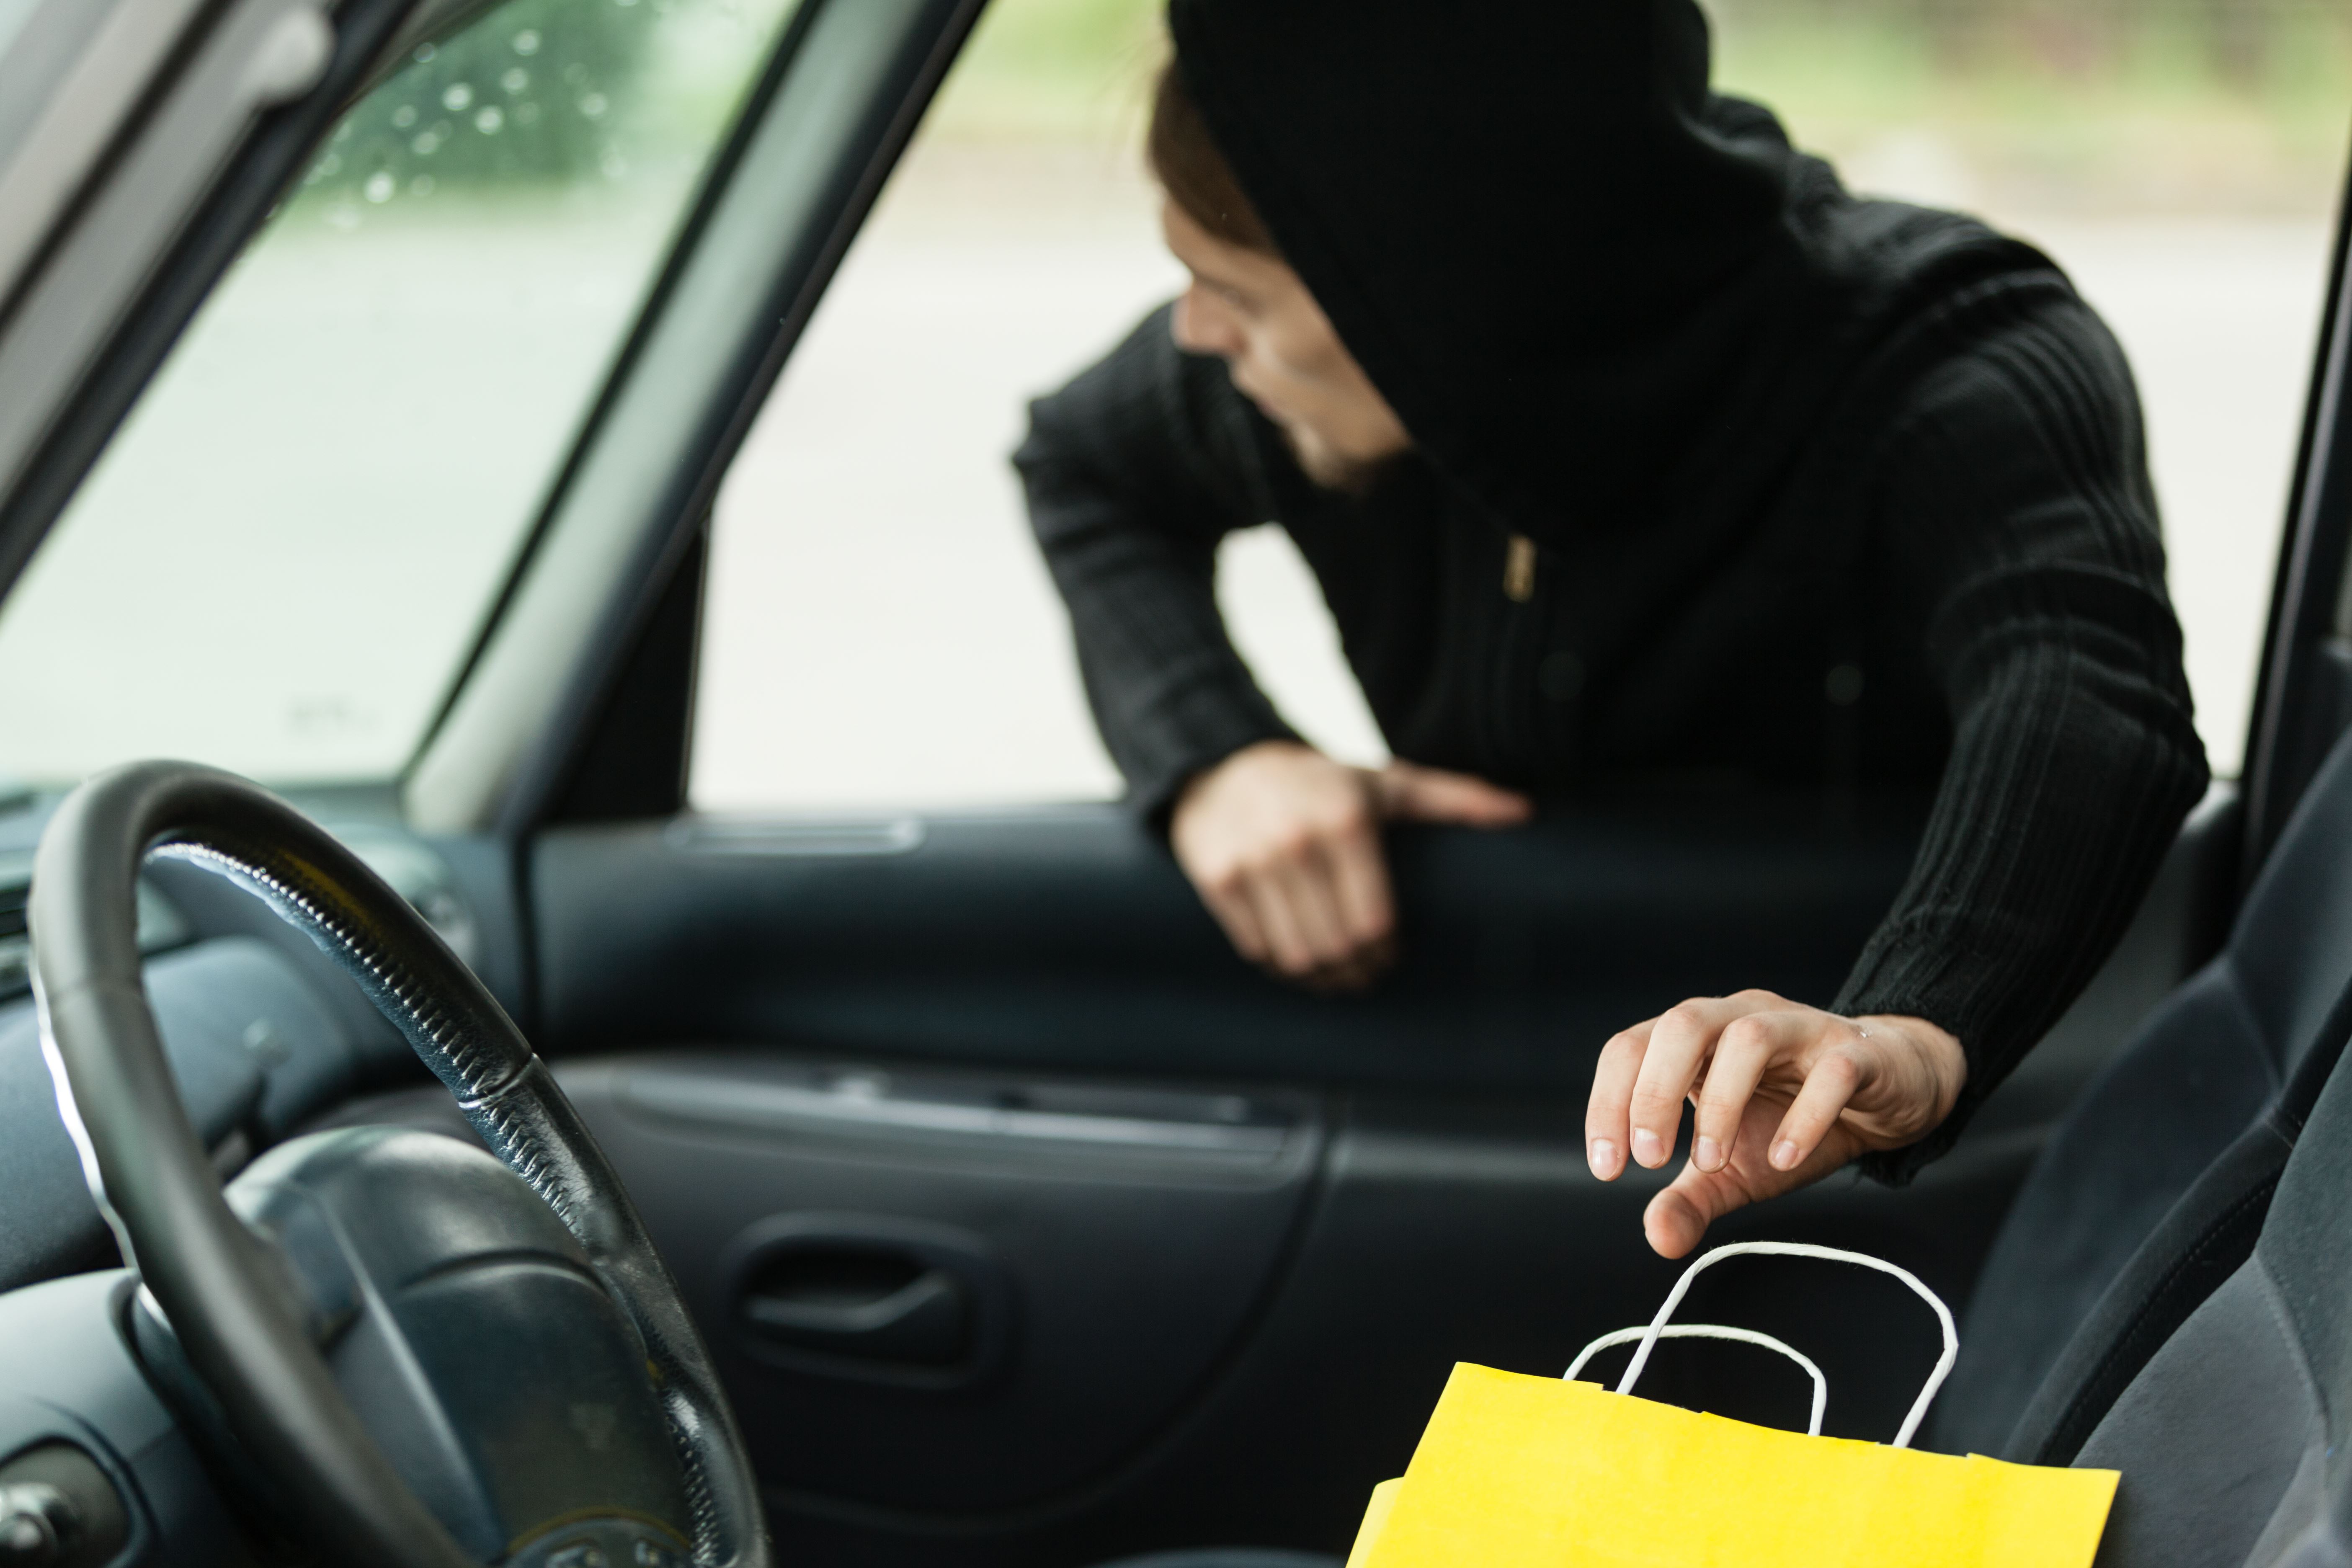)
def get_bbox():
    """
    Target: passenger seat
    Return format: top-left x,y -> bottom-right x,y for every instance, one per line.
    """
1931,732 -> 2352,1460
2069,977 -> 2352,1562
